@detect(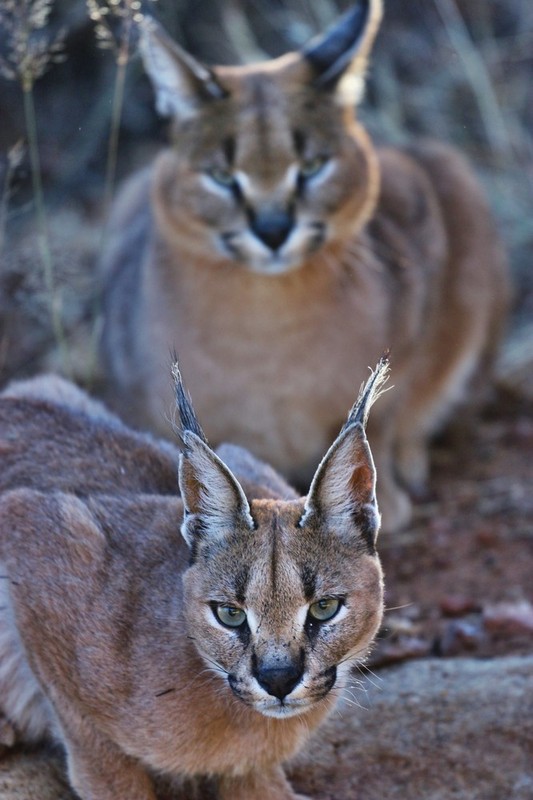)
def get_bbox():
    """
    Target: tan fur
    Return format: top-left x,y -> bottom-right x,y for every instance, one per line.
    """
0,374 -> 116,419
0,374 -> 182,497
0,364 -> 385,800
100,0 -> 508,534
0,374 -> 298,503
